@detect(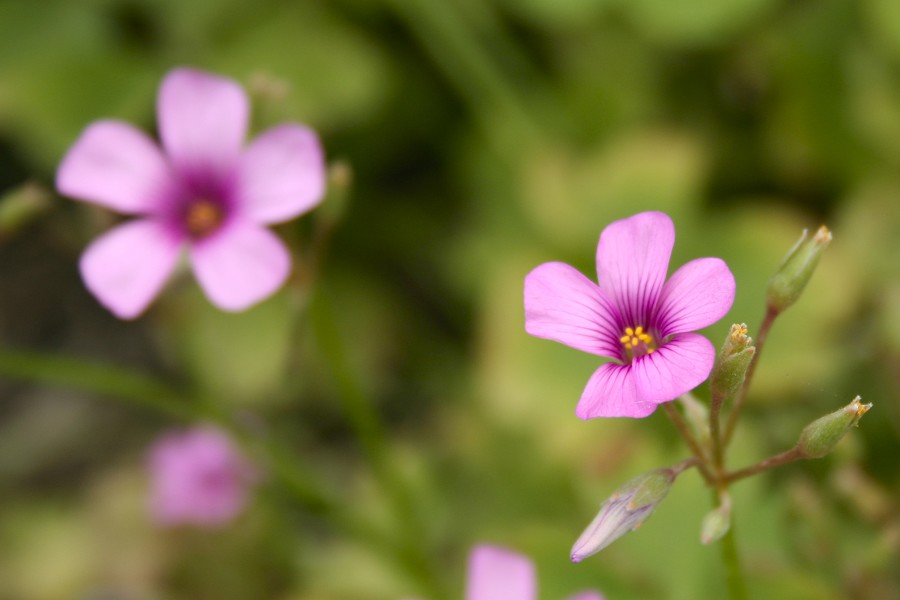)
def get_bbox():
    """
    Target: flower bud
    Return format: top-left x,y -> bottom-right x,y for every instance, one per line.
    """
571,468 -> 675,562
767,225 -> 832,314
700,496 -> 732,545
797,396 -> 872,459
710,324 -> 755,402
